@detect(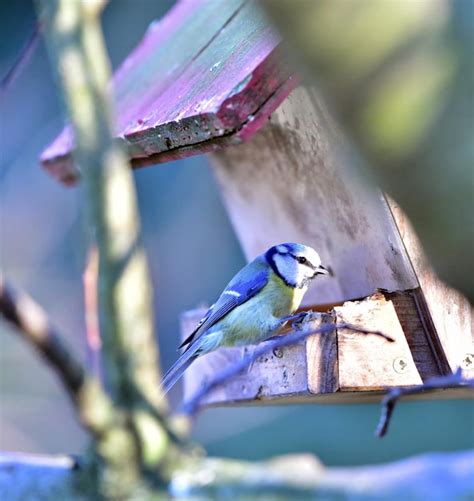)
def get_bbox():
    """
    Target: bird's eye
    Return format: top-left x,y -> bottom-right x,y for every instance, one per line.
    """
297,256 -> 307,264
